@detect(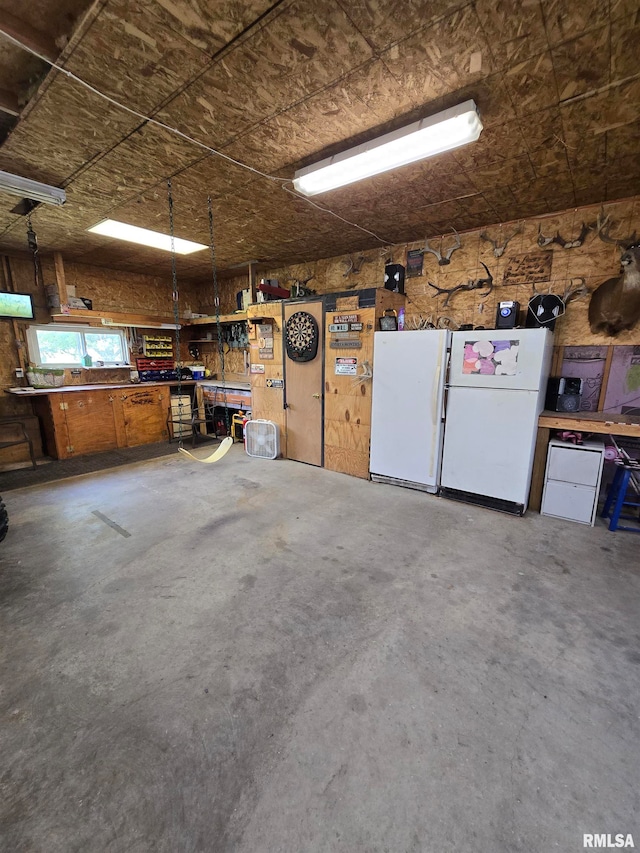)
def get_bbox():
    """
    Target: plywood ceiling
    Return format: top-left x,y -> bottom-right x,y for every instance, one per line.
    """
0,0 -> 638,281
